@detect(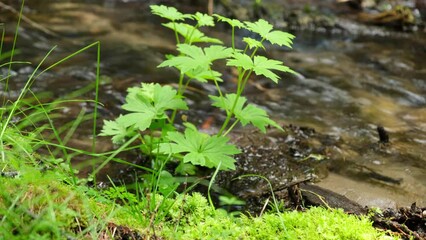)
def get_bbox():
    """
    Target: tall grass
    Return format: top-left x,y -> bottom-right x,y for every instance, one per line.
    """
0,2 -> 116,238
0,3 -> 103,173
